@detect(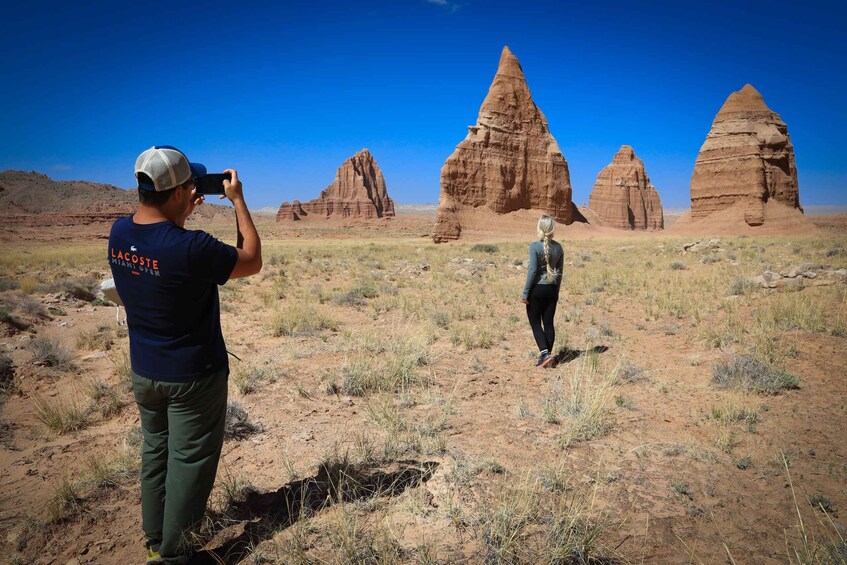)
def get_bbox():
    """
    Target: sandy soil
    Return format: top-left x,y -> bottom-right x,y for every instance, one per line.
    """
1,211 -> 845,564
